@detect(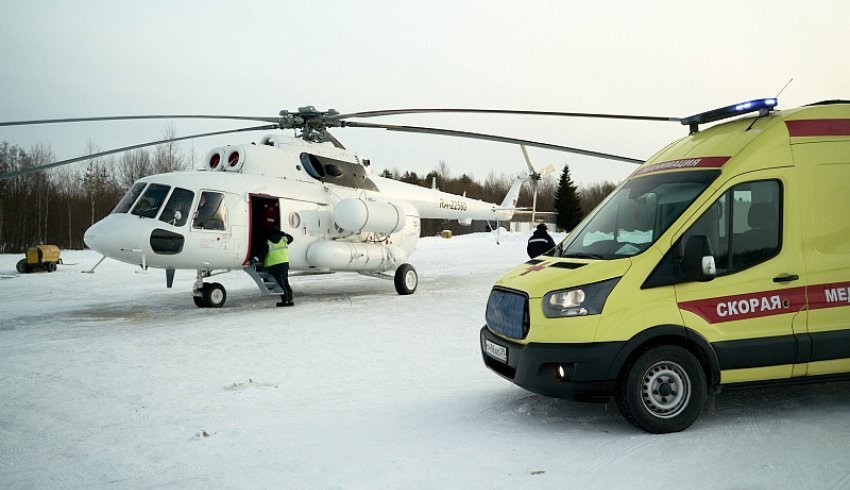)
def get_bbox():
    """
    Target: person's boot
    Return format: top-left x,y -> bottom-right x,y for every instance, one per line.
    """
276,295 -> 287,307
283,294 -> 294,306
